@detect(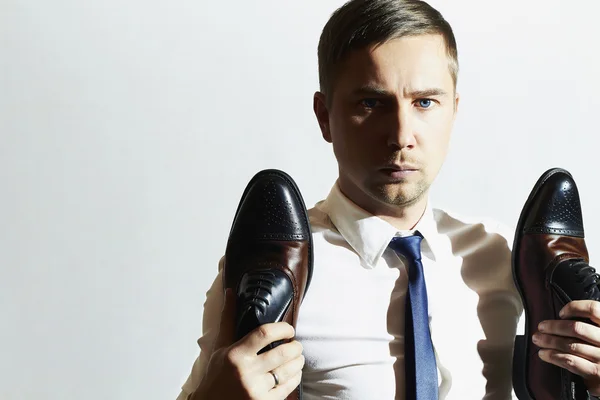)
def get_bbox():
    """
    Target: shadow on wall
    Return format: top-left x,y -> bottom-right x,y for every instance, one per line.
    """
438,211 -> 521,399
